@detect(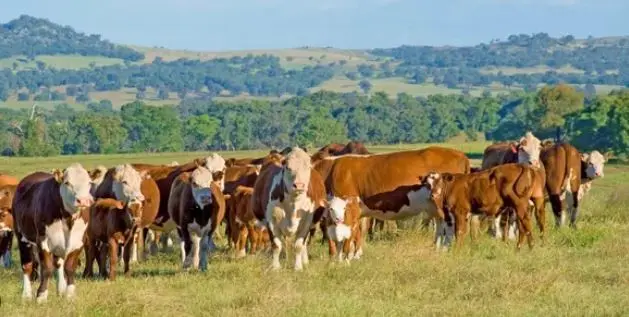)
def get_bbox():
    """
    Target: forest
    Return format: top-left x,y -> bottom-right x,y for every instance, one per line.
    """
1,84 -> 627,159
